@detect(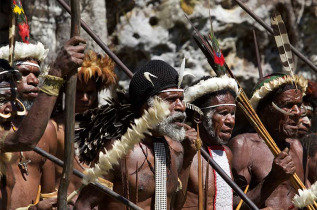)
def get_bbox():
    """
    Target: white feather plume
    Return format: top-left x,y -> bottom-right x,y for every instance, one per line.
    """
82,98 -> 170,185
293,188 -> 316,208
184,75 -> 239,103
0,42 -> 49,63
